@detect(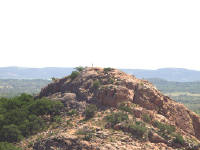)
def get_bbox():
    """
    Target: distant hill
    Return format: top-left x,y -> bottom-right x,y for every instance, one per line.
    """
147,78 -> 200,93
122,68 -> 200,82
1,67 -> 200,82
0,67 -> 74,79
